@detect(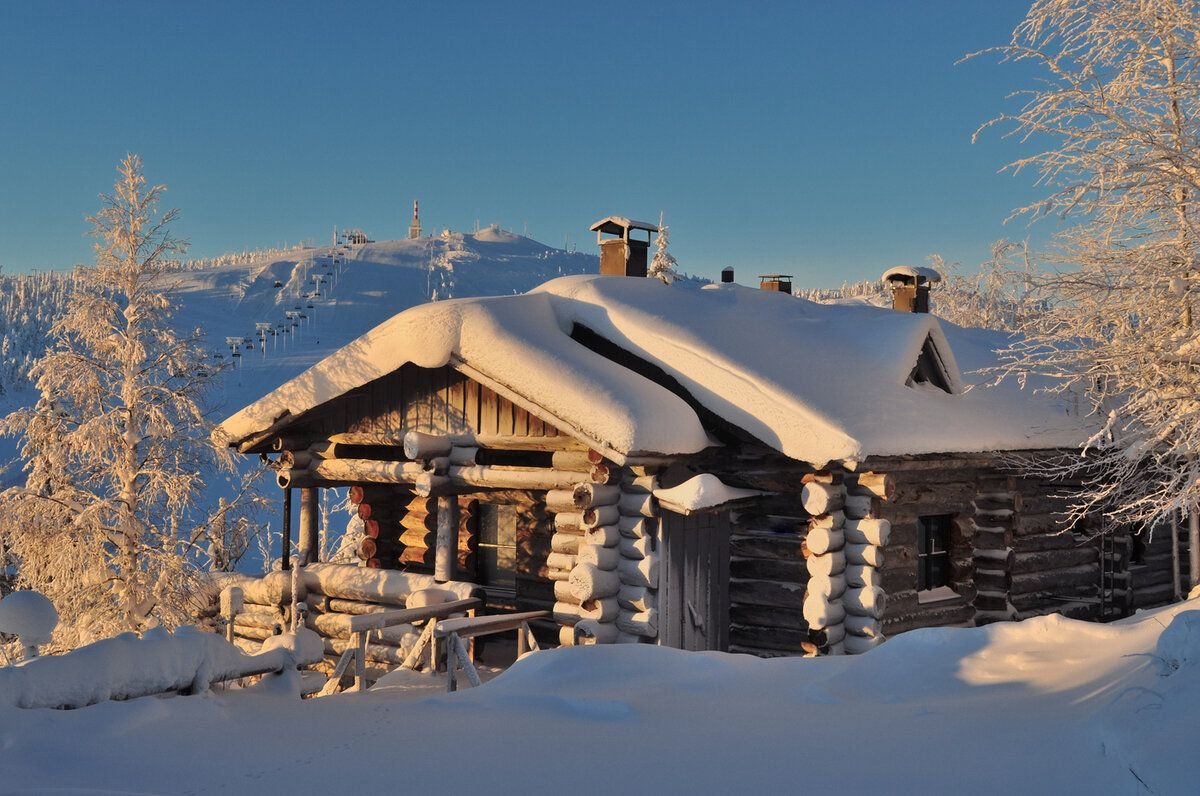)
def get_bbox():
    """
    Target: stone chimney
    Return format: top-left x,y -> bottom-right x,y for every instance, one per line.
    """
590,216 -> 659,277
757,274 -> 793,294
882,266 -> 942,313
